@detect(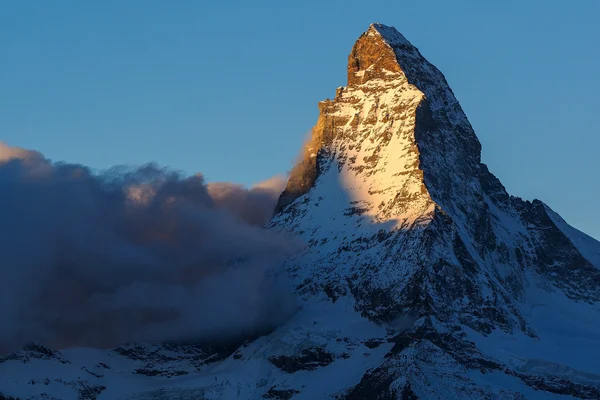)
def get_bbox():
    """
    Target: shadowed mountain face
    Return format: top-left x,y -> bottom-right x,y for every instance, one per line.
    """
2,23 -> 600,400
